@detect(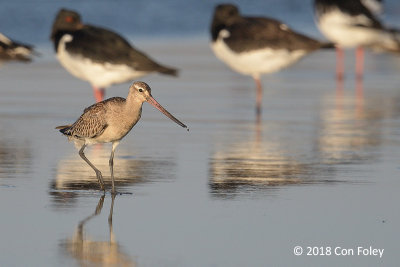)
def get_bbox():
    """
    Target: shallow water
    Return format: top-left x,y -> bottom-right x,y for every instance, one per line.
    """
0,38 -> 400,266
